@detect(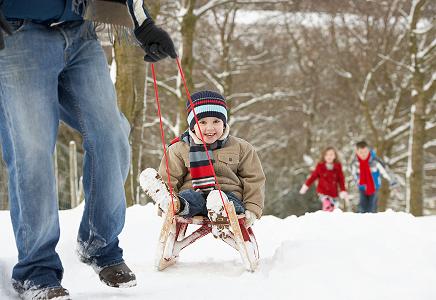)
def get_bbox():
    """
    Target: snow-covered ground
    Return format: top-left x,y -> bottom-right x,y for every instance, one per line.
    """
1,205 -> 436,300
